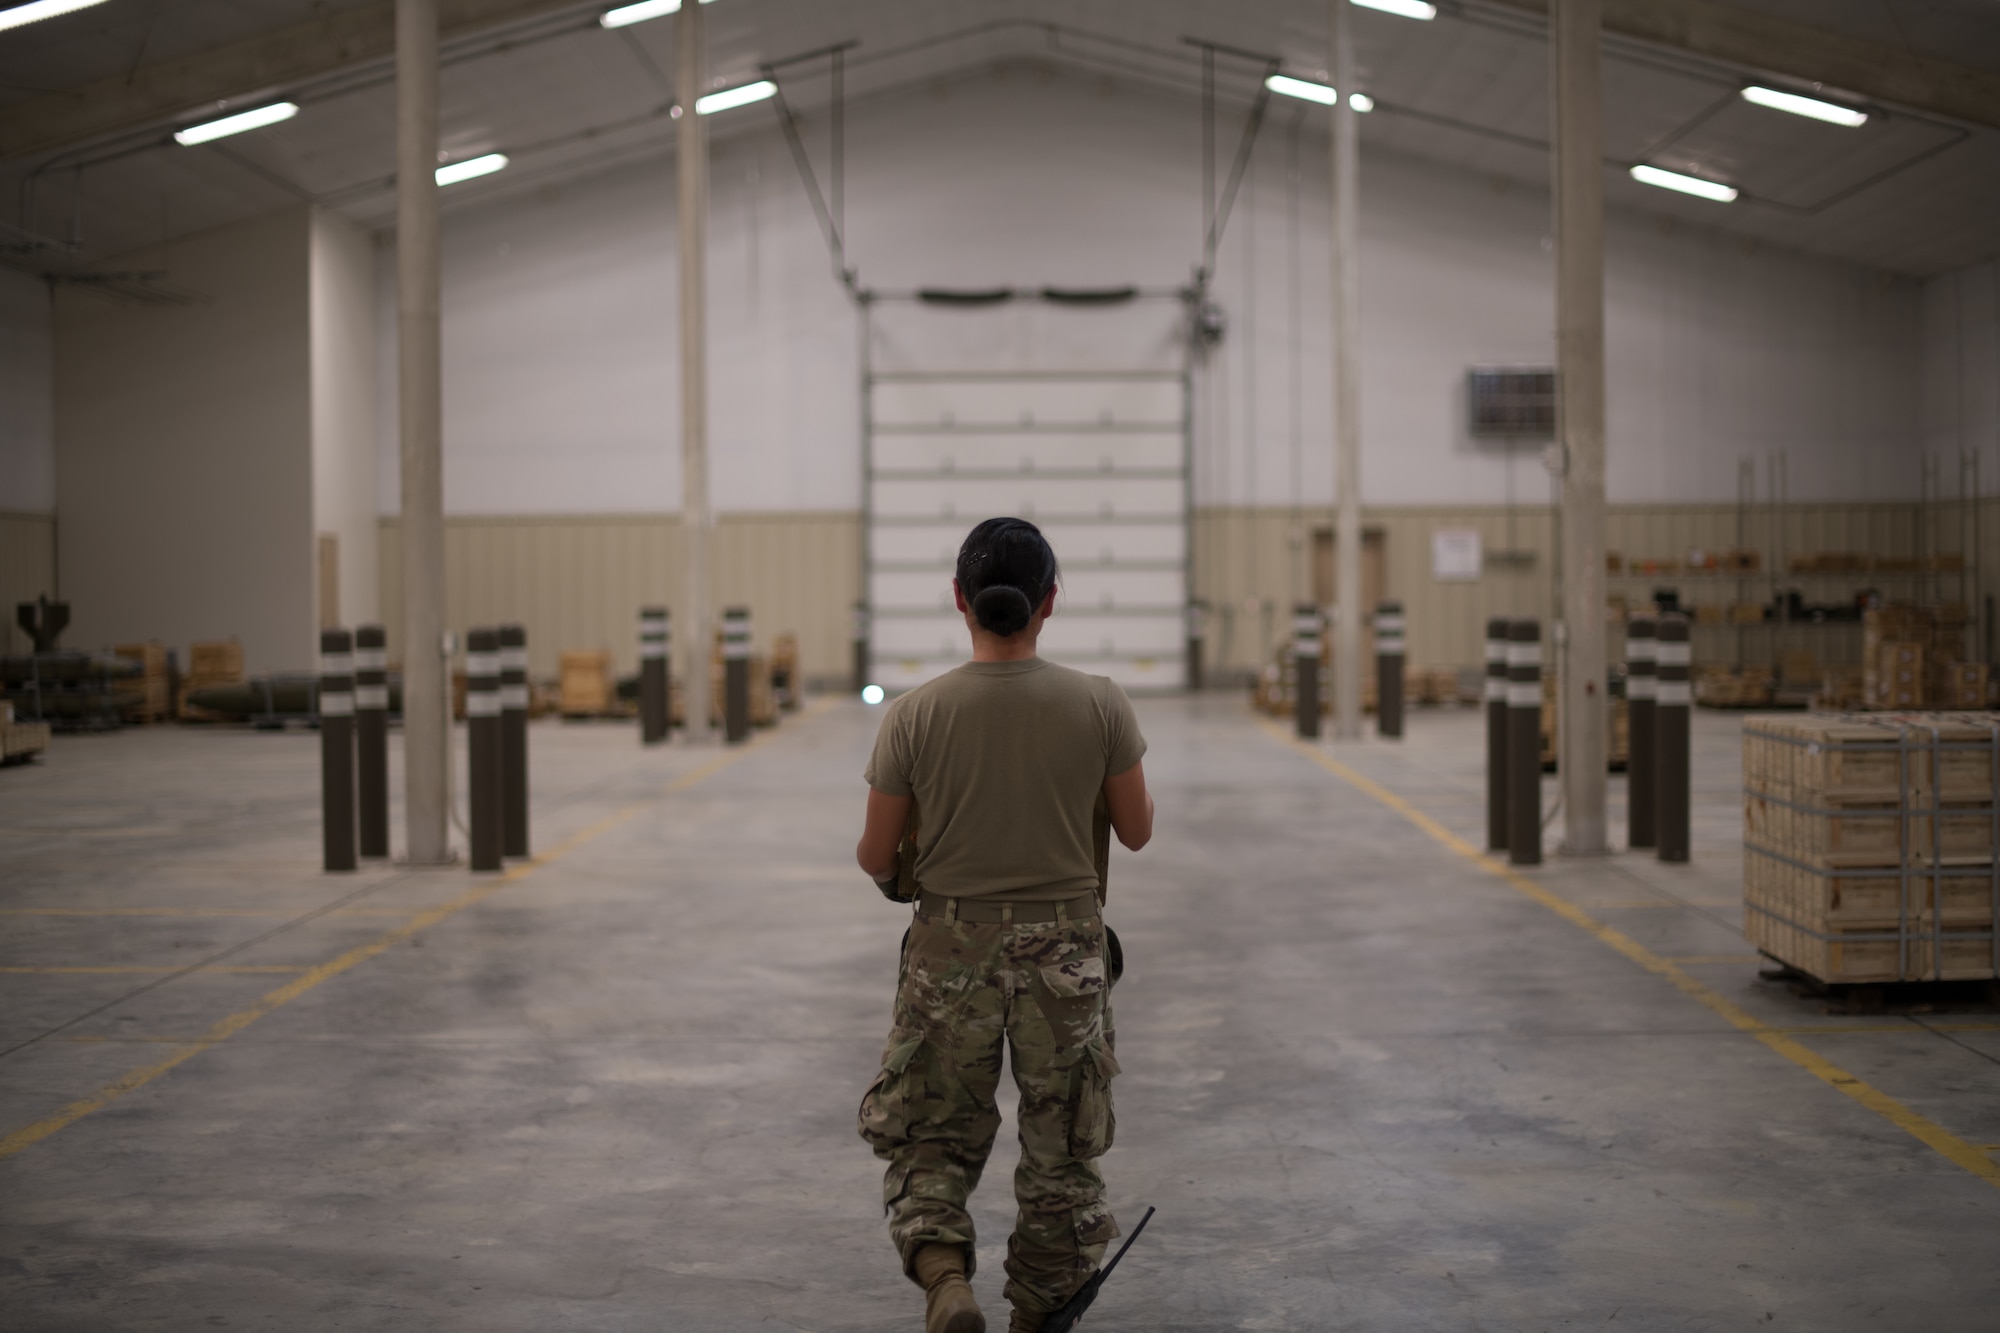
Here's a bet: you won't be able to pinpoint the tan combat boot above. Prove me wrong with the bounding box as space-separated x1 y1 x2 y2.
1006 1309 1046 1333
911 1244 985 1333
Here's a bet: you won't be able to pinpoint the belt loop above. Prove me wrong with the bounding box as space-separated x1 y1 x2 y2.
945 897 959 924
1055 898 1069 924
1000 904 1013 925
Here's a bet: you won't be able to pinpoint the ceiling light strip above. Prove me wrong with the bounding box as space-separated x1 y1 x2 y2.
1353 0 1436 18
600 0 715 29
0 0 110 34
436 153 509 186
1629 164 1737 203
1740 85 1867 127
695 80 776 115
173 103 300 146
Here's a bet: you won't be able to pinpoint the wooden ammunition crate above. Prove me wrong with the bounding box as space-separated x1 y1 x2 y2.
188 639 243 679
0 718 51 764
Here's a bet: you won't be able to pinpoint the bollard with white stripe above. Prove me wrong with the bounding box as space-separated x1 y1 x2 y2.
1654 612 1691 864
499 623 529 858
1375 600 1406 740
1506 618 1543 867
355 624 389 859
465 627 503 872
320 628 357 873
1625 616 1657 851
1293 603 1322 741
1485 616 1509 853
723 606 753 744
852 602 870 696
640 607 670 745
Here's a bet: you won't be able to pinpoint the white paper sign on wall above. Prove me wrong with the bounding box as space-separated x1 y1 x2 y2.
1432 528 1483 582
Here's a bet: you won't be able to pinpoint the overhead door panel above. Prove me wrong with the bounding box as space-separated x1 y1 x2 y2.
866 370 1189 693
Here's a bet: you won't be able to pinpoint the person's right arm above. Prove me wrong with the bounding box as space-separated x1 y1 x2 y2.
1103 759 1153 852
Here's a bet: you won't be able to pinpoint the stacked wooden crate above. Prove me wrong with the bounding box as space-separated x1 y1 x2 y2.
559 650 615 717
1694 665 1775 708
1742 713 1997 983
1537 670 1630 770
0 700 52 765
708 636 777 726
179 640 244 719
1861 604 1976 710
112 641 172 722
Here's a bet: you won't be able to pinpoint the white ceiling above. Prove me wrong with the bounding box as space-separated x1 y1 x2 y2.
3 0 1997 281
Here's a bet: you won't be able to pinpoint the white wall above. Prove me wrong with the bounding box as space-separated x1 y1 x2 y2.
311 207 380 630
0 265 54 513
376 67 1924 519
1921 258 2000 479
55 208 316 671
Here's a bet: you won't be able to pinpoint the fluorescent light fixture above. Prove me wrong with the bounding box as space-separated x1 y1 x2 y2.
600 0 715 29
1740 85 1867 128
1630 163 1738 203
1354 0 1436 18
0 0 110 34
1349 93 1374 113
1266 74 1337 106
695 80 776 114
173 102 300 146
436 153 508 186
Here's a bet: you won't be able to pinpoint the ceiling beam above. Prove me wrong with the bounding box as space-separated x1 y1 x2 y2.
0 0 601 161
1486 0 2000 131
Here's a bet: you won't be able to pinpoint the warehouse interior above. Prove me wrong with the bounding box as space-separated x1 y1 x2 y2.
3 0 1999 1328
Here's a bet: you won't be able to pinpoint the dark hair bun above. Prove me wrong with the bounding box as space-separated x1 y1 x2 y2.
972 584 1034 636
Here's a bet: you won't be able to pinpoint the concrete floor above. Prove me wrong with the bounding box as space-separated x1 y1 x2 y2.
2 697 1997 1331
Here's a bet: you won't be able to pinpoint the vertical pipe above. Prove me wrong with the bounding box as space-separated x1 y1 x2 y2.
640 607 670 744
499 622 528 857
723 605 752 743
1553 0 1608 855
1375 599 1404 740
851 601 869 695
1328 0 1363 741
1655 612 1691 864
1486 616 1509 852
355 623 390 858
1186 600 1208 692
1508 618 1543 867
678 0 714 744
1293 603 1321 741
396 0 448 863
465 627 502 872
320 628 356 873
1625 615 1656 850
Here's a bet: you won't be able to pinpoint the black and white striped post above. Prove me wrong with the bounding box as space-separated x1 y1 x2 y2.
1625 616 1657 851
1507 618 1543 867
355 624 389 859
1186 600 1209 692
1375 599 1405 740
499 623 529 859
465 627 503 872
1654 612 1691 864
639 607 670 745
319 628 356 873
851 602 869 695
723 606 752 743
1293 603 1322 741
1485 616 1509 853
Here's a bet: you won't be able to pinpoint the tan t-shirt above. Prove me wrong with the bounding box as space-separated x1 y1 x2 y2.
864 658 1147 902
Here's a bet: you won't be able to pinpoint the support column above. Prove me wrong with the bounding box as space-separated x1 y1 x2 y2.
1328 0 1363 741
678 0 714 744
397 0 449 864
1553 0 1609 856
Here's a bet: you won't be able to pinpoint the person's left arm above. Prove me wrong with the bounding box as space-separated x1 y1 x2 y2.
856 788 913 882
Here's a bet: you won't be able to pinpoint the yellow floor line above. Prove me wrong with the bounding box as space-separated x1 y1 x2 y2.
0 966 308 976
0 727 782 1162
1255 718 2000 1193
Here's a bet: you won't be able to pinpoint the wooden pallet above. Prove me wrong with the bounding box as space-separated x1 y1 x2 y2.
0 719 51 765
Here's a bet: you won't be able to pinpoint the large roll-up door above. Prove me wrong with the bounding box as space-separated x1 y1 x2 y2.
866 370 1191 692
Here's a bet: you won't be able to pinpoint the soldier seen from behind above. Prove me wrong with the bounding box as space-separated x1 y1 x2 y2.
855 517 1155 1333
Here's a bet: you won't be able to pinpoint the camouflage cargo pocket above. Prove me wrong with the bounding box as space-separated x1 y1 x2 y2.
1037 953 1108 1001
858 1031 925 1147
1067 1038 1120 1159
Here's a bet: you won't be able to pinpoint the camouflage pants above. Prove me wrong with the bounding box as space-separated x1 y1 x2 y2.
858 907 1120 1315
